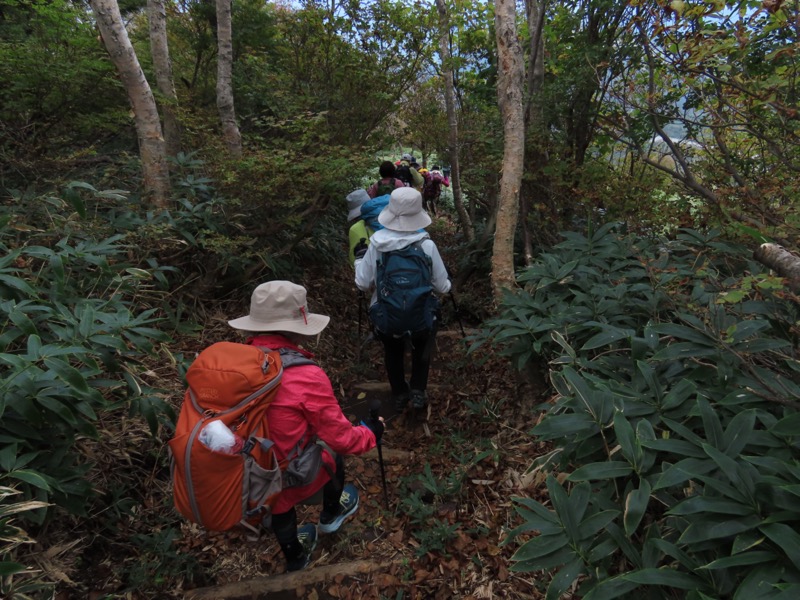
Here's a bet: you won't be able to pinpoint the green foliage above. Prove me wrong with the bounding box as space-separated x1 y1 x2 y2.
0 186 178 522
476 225 800 598
121 528 204 594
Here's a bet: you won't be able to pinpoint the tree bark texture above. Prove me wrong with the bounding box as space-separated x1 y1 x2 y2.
492 0 526 302
753 243 800 291
215 0 242 157
436 0 473 243
91 0 170 208
147 0 181 157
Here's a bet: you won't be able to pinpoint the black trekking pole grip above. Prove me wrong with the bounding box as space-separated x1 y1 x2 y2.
368 397 390 509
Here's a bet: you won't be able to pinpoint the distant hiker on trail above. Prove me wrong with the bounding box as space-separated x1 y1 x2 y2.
395 153 425 191
422 165 450 216
228 281 384 572
353 188 451 413
348 189 394 265
367 161 405 199
346 189 372 266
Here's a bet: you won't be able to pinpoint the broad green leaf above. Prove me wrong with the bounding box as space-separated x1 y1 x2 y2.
547 475 580 543
771 413 800 437
653 458 716 490
652 343 718 361
678 516 760 544
511 534 569 562
668 495 754 517
581 326 634 351
703 443 743 486
43 357 90 394
650 323 716 346
700 550 775 569
568 462 634 481
699 399 724 449
0 274 37 296
760 523 800 570
621 567 706 589
732 531 765 554
545 557 585 600
624 480 651 536
722 409 755 456
583 576 640 600
613 411 638 468
512 496 560 524
579 510 619 539
8 469 51 490
512 546 577 572
0 562 27 576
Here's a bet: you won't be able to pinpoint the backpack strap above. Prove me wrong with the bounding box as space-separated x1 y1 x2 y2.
277 347 316 368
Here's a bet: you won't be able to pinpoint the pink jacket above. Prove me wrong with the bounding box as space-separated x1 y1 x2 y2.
367 177 405 199
247 334 375 513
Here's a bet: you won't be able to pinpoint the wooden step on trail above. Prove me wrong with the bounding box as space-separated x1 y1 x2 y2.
185 559 393 599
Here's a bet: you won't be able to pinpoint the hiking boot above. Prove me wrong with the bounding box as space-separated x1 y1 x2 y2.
318 483 360 534
287 523 318 572
392 392 409 411
411 390 428 410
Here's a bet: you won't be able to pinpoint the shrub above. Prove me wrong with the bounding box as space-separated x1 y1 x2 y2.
0 186 176 521
475 224 800 599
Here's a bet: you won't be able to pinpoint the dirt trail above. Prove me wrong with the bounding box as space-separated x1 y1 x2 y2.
173 214 552 599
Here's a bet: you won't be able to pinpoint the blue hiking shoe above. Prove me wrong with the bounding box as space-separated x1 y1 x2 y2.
287 523 318 572
411 389 428 410
318 484 360 534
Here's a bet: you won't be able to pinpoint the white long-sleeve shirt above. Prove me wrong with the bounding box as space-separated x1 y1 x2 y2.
354 228 452 305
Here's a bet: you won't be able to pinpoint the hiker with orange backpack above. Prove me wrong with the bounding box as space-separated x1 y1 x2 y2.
230 281 384 571
172 281 384 573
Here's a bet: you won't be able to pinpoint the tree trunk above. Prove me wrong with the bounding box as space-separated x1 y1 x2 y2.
491 0 526 302
147 0 181 157
436 0 473 242
753 243 800 292
91 0 170 208
215 0 242 157
520 0 549 263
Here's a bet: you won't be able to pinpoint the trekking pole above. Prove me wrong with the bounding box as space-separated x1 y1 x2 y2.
450 291 466 337
368 397 390 509
357 291 364 336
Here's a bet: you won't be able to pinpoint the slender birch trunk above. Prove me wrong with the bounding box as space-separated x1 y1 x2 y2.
91 0 170 208
520 0 547 264
491 0 526 301
147 0 181 157
215 0 242 157
436 0 473 242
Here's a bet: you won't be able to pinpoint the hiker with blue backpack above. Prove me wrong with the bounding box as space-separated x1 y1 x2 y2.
353 187 452 412
227 281 385 572
346 189 393 266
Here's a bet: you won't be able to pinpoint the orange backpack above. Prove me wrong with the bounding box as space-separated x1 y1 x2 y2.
169 341 312 533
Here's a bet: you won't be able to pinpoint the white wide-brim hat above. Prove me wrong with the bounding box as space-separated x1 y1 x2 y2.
346 189 370 222
228 281 330 335
378 187 431 232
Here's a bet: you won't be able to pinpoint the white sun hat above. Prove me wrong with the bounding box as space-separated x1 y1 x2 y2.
377 187 431 232
228 281 330 335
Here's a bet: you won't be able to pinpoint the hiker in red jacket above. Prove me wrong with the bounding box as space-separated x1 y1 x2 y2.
228 280 384 572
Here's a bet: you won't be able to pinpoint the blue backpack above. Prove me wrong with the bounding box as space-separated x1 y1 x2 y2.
369 241 440 336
